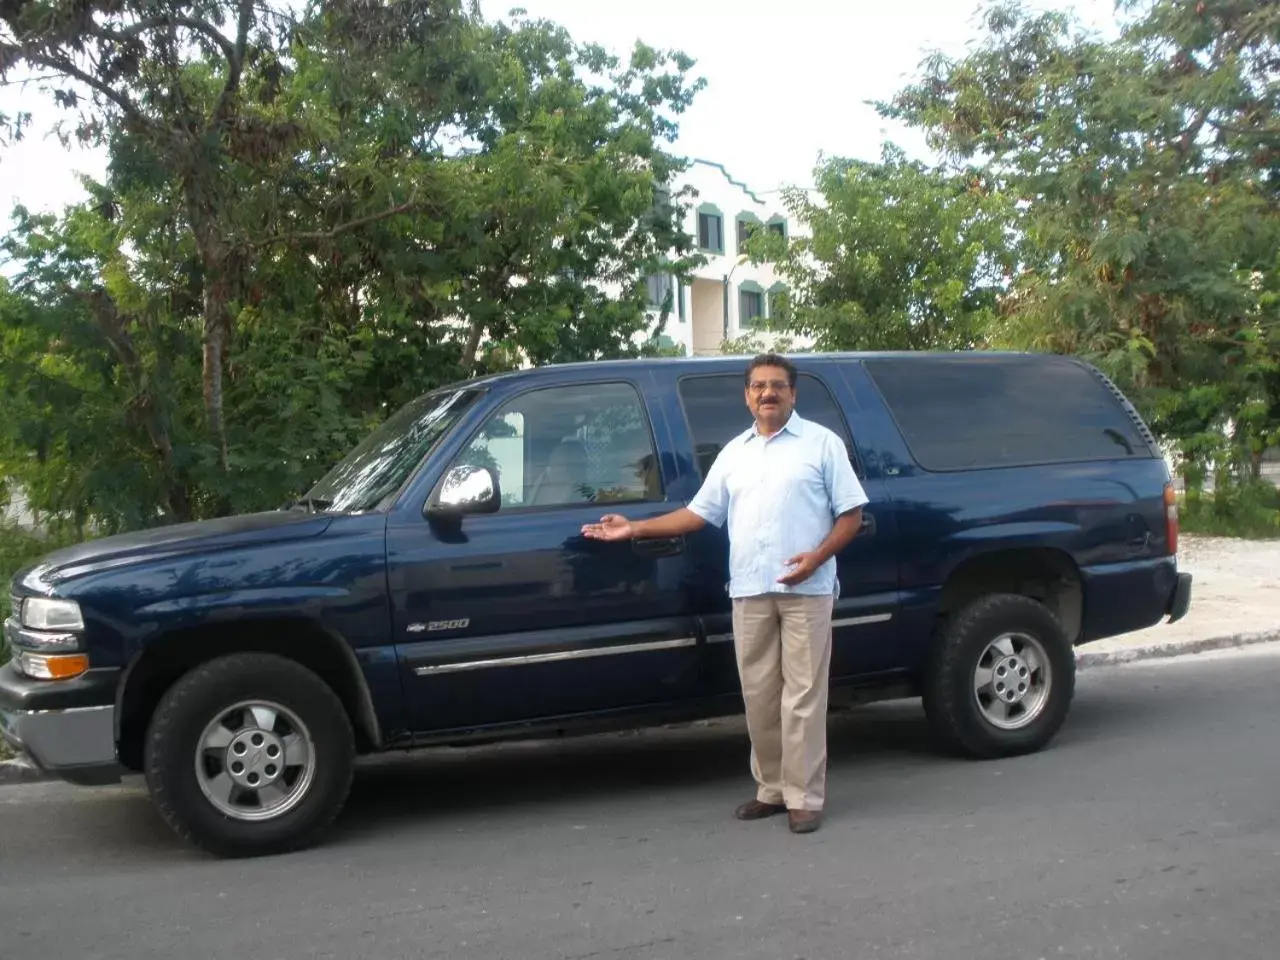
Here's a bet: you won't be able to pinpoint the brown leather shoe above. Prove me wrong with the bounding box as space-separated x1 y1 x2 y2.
734 799 787 821
788 809 823 834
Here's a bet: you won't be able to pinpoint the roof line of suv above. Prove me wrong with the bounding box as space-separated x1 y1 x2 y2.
460 349 1047 389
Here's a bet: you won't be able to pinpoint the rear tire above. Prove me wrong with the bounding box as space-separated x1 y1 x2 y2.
144 652 355 858
922 593 1075 759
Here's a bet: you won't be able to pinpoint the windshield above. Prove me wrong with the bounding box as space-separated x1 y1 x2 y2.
301 388 482 512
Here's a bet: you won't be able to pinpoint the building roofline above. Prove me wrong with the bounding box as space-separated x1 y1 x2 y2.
687 159 764 204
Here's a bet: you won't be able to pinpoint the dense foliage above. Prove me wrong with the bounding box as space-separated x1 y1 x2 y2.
1 0 703 533
750 143 1015 353
758 0 1278 504
892 0 1278 486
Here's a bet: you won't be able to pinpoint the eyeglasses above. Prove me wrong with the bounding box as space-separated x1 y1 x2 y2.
747 380 791 394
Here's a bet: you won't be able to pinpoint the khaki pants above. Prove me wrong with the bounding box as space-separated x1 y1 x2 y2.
731 592 835 811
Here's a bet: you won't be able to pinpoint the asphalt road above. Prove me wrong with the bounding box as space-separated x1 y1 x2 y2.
3 646 1280 960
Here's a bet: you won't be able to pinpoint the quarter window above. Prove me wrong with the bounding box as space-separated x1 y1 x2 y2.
864 356 1148 471
452 382 663 509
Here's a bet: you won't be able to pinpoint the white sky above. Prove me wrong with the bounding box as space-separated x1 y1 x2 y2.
0 0 1118 229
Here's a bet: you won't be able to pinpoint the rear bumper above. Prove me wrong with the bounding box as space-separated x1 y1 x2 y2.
0 663 123 785
1167 571 1193 624
1079 557 1192 643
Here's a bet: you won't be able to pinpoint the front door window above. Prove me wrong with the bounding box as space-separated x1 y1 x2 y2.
452 381 664 510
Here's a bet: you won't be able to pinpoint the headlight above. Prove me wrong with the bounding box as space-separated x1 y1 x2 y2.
21 597 85 632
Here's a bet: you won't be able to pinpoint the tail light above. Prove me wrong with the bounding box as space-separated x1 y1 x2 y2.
1163 482 1179 555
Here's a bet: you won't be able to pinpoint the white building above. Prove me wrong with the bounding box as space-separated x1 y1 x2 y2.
641 159 810 357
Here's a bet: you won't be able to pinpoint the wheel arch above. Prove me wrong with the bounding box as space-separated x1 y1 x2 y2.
115 617 382 772
937 546 1084 644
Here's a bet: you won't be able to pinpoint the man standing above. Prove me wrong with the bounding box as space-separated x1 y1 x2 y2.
581 354 868 834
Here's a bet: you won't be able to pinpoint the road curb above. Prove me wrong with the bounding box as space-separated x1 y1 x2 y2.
0 757 48 786
1076 629 1280 670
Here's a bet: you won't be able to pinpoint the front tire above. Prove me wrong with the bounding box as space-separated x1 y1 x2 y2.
922 593 1075 759
144 653 355 858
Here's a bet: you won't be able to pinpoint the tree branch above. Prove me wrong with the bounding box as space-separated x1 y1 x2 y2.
212 0 255 128
89 16 237 65
0 72 72 87
1177 104 1214 156
20 50 150 132
1208 118 1280 140
254 191 425 247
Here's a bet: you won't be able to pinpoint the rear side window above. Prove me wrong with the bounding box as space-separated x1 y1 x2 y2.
863 356 1149 472
677 373 860 477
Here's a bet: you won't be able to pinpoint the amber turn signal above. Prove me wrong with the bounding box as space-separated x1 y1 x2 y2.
18 651 90 681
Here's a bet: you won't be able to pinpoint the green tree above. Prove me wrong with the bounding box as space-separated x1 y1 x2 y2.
751 143 1015 351
2 0 704 477
878 0 1280 484
0 1 706 533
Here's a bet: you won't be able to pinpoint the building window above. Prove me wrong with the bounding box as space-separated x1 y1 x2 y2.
739 286 765 327
767 282 788 318
736 212 762 254
697 205 724 254
645 273 674 311
766 215 787 241
648 183 673 228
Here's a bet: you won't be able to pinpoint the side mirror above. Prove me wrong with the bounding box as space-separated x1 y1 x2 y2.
427 464 501 520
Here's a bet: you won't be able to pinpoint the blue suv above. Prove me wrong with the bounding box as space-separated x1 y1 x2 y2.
2 351 1191 856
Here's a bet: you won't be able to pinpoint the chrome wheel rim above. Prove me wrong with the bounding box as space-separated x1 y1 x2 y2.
972 632 1052 731
195 700 316 822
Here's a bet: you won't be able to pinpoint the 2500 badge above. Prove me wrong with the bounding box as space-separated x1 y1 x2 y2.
406 618 471 634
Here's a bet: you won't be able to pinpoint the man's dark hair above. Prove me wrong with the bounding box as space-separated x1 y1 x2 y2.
744 353 798 388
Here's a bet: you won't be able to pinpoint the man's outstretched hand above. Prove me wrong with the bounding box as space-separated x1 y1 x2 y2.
581 514 635 541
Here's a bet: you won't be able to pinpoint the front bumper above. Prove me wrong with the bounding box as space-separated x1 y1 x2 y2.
0 663 123 785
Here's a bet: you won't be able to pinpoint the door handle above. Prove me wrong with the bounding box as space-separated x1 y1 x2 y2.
859 512 876 537
632 537 684 558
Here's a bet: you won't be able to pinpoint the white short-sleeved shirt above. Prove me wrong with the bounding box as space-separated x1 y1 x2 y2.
686 411 869 599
